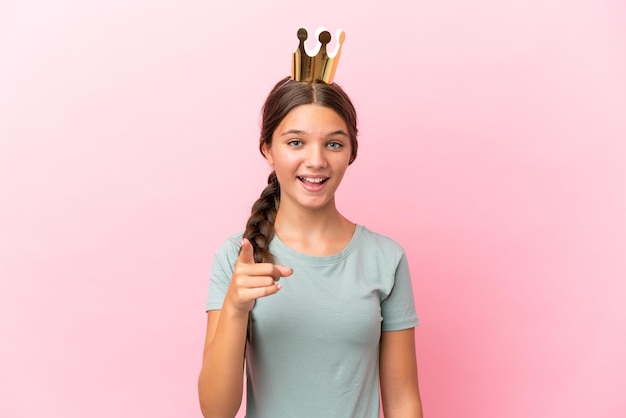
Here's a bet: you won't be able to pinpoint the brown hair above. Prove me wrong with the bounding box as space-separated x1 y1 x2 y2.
243 77 359 263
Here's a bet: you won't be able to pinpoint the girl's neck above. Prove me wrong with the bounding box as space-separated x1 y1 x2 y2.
273 202 355 256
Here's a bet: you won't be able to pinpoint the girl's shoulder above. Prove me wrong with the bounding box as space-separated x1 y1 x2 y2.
356 225 406 259
213 231 244 265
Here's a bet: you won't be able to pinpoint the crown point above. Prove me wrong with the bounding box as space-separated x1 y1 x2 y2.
318 30 331 45
297 28 308 41
337 30 346 44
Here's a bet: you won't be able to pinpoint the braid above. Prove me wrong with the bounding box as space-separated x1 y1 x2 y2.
243 171 281 263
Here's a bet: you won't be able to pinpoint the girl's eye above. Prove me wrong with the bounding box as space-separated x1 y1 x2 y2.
327 141 343 149
288 140 303 147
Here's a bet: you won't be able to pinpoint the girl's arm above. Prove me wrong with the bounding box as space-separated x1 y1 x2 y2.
197 239 292 418
198 308 248 418
379 327 423 418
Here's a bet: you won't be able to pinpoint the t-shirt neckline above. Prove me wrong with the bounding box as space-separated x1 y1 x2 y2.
271 224 363 265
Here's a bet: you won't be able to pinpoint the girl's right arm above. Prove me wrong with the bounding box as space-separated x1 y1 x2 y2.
198 239 292 418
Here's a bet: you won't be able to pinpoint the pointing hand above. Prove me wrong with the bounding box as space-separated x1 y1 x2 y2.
225 238 293 314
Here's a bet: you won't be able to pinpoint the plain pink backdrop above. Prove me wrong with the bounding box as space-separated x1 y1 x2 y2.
1 1 625 417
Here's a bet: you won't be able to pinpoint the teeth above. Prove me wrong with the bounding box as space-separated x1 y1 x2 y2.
301 177 326 184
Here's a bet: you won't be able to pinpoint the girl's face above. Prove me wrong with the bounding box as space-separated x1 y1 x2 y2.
262 104 352 213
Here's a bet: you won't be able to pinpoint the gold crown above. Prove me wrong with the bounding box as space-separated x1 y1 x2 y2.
291 27 346 84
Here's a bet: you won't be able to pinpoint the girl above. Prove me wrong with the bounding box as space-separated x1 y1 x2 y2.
198 76 423 417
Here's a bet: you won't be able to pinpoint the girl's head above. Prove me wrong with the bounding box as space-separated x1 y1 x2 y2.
244 78 359 263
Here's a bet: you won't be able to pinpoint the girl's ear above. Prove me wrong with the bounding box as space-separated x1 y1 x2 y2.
261 142 274 167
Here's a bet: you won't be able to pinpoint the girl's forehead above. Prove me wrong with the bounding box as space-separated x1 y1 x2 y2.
276 104 347 135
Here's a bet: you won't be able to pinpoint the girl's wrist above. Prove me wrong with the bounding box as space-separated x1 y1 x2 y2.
221 300 252 322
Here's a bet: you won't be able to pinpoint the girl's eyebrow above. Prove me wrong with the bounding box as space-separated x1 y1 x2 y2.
280 129 348 137
327 130 349 137
280 129 306 136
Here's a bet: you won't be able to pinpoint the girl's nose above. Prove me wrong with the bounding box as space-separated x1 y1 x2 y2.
305 145 328 168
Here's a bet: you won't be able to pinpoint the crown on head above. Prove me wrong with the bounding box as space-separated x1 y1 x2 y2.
291 27 346 84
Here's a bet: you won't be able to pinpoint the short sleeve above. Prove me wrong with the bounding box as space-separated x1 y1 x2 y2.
205 233 242 311
380 251 419 331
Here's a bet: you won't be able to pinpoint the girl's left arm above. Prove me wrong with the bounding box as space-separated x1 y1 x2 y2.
379 327 423 418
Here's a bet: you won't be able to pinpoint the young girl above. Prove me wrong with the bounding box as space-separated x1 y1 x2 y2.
198 32 423 418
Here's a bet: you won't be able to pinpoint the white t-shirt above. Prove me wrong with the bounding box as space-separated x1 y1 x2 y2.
206 225 419 418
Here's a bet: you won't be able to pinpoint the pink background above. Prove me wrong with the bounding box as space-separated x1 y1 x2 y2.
1 1 625 417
